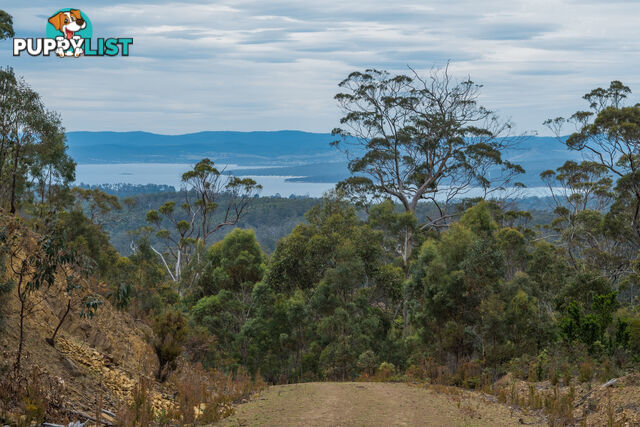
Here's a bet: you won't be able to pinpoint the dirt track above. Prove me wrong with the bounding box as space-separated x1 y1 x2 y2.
218 382 543 426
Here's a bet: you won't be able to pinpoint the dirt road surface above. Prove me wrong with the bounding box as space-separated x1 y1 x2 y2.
218 382 543 426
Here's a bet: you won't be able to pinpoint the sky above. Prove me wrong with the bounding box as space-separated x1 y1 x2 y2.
0 0 639 135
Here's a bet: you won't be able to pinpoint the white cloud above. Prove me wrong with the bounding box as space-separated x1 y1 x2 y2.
1 0 639 134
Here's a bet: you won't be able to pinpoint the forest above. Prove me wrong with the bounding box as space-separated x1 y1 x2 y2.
1 17 640 424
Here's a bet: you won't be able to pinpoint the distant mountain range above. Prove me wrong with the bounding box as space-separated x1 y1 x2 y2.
66 130 582 186
66 130 345 164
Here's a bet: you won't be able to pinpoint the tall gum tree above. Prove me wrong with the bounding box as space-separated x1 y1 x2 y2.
332 66 524 332
0 10 14 40
0 67 74 217
545 81 640 243
332 65 524 265
145 158 262 287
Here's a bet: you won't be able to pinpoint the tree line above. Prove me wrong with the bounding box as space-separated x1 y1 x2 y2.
1 12 639 398
111 71 640 385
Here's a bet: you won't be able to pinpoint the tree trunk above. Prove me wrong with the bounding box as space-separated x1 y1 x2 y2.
15 280 25 373
201 193 207 242
0 133 6 199
47 299 71 347
9 142 20 214
402 226 413 336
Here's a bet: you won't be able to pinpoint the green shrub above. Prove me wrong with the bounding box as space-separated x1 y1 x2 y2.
376 362 396 380
153 310 188 382
578 360 594 383
356 350 378 376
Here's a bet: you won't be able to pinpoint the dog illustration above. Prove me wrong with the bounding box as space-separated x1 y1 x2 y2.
48 9 86 57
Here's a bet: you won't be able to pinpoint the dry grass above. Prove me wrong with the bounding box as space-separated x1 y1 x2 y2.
115 363 266 426
0 364 67 425
220 382 544 426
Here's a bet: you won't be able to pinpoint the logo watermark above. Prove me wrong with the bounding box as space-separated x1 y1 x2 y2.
13 9 133 57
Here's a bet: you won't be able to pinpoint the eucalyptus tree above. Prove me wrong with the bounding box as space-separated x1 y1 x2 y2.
71 187 122 226
539 160 633 280
541 160 613 221
332 66 524 265
145 158 262 284
0 10 13 40
0 68 74 215
544 81 640 301
30 119 76 217
545 81 640 241
181 158 262 242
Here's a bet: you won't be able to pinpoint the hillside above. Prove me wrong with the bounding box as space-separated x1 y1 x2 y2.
0 269 166 421
0 214 264 425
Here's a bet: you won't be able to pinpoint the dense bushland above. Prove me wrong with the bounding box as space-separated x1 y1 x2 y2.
179 196 640 386
1 39 640 424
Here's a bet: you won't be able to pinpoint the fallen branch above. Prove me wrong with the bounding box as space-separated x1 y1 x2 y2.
43 421 88 427
69 410 114 426
574 378 618 408
102 408 117 418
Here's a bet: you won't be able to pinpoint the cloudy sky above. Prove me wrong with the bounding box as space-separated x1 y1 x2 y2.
0 0 638 135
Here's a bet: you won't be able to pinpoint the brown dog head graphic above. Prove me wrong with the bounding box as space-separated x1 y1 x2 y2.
48 9 86 39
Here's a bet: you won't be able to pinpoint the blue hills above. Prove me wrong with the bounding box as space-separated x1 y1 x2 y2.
66 130 345 163
66 130 582 187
